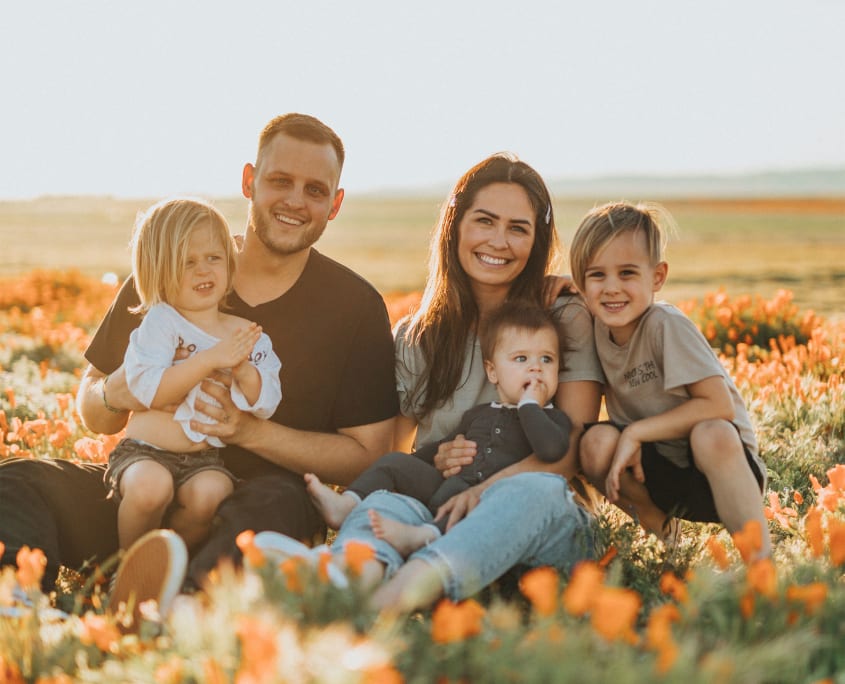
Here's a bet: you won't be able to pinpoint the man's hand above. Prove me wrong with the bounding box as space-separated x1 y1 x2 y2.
433 434 477 478
605 428 645 502
434 484 484 531
190 370 255 444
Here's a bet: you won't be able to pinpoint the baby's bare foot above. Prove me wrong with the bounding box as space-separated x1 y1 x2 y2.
304 473 357 529
368 509 439 559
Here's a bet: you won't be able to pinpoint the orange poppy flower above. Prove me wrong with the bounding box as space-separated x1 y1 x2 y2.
362 664 405 684
280 557 305 593
154 657 186 684
646 603 681 673
343 541 376 576
597 545 618 568
659 572 688 604
562 561 605 616
317 551 332 584
732 520 762 564
236 615 278 680
15 545 46 589
590 587 641 644
827 464 845 491
706 536 731 570
739 591 755 619
828 517 845 567
804 507 824 558
519 566 559 616
746 559 777 599
0 656 24 684
431 598 486 644
79 613 121 653
35 674 75 684
203 658 228 684
235 530 265 568
786 582 828 615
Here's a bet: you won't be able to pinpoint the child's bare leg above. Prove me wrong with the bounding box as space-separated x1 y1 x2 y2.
691 420 772 559
117 460 174 549
170 471 233 550
580 425 668 534
368 509 440 559
304 473 358 529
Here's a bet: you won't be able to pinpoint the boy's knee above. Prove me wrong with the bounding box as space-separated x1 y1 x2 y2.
690 419 743 469
579 425 619 481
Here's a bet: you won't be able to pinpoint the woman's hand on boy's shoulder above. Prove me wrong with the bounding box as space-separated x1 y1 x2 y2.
543 274 577 307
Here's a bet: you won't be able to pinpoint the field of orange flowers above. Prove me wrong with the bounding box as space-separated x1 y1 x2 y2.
1 270 844 683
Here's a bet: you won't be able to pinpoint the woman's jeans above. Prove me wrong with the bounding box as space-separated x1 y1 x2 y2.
333 472 597 600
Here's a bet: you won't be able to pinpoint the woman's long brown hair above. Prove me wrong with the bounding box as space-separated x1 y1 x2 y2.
399 153 559 417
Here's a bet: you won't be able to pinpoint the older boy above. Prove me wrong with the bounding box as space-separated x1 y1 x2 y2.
570 201 770 558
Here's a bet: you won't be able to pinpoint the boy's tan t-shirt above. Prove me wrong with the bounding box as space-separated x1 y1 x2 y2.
595 302 765 486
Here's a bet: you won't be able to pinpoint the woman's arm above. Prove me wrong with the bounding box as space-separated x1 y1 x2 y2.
393 414 418 453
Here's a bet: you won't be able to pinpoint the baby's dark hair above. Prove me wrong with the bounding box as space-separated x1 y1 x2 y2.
480 300 561 362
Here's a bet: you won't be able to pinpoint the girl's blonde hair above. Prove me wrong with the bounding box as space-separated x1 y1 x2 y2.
569 201 675 292
130 197 235 312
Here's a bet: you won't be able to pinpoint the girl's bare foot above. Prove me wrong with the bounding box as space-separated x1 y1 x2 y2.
304 473 357 529
368 509 439 559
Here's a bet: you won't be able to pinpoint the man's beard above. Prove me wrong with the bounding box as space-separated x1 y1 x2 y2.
248 204 327 256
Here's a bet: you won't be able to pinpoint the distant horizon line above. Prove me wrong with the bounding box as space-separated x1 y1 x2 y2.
2 164 843 202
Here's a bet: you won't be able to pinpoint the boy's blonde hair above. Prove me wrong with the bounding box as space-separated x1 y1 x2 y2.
130 197 235 312
569 201 674 292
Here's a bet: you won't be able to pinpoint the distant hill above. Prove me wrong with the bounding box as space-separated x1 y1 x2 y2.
546 167 845 199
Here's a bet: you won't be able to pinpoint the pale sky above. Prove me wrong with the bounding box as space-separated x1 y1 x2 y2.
2 0 843 199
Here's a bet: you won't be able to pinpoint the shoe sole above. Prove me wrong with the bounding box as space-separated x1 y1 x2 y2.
110 529 187 631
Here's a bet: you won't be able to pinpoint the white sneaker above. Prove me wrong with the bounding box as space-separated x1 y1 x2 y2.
109 529 188 632
252 532 348 588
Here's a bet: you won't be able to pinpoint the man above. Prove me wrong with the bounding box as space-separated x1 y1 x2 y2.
0 114 398 600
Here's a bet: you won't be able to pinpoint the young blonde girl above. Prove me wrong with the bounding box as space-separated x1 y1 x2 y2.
104 198 282 550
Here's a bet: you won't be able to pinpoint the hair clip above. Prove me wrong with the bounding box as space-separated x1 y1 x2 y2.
545 204 551 224
448 195 457 208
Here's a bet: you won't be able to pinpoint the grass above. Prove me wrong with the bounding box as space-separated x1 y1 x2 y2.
0 227 843 680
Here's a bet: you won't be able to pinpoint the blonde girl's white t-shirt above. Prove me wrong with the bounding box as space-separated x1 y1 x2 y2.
124 303 282 448
396 296 603 447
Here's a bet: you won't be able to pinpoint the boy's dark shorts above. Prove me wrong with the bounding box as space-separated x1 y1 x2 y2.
104 438 236 504
584 422 765 523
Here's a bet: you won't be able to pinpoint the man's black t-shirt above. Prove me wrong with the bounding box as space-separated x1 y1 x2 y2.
85 249 399 480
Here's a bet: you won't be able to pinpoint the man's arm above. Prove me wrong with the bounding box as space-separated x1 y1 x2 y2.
191 375 394 485
77 364 144 435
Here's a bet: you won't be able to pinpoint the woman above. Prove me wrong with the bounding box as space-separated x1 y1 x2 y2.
327 152 604 612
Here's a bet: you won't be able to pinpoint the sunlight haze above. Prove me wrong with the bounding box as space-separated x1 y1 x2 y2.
2 0 843 199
